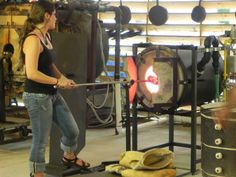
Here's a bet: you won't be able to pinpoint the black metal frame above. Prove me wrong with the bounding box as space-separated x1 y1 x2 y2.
87 11 98 87
126 43 201 175
0 57 6 123
0 55 31 144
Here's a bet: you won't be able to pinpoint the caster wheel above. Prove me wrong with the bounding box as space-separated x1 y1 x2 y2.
19 126 29 137
0 130 4 143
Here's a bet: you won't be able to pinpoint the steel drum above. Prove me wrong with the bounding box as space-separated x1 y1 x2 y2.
201 102 236 177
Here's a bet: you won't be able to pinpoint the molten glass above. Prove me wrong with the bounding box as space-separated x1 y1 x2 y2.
145 66 159 93
147 75 159 85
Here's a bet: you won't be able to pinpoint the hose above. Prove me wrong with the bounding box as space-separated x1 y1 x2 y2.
86 21 115 127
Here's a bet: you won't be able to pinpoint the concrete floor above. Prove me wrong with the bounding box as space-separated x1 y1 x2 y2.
0 119 202 177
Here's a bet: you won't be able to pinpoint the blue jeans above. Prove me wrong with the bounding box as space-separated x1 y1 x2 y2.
23 92 79 174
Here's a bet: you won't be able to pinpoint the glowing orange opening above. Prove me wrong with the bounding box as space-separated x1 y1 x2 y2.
145 66 159 93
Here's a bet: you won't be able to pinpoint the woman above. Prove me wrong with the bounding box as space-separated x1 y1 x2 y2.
20 1 90 177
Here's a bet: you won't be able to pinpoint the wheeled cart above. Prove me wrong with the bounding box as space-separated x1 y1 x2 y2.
0 116 30 144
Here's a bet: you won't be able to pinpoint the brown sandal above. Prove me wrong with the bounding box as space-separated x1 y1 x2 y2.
62 156 90 168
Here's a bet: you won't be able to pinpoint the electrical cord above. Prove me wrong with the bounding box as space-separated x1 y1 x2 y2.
86 21 116 127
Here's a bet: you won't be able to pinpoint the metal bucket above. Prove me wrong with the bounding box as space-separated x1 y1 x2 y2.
201 102 236 177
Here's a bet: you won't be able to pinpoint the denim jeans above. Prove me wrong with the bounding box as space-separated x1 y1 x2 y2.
23 92 79 174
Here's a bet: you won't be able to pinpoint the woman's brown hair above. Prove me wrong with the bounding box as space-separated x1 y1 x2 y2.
19 0 55 62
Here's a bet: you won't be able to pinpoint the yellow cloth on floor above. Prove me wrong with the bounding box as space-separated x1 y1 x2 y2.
105 164 127 174
105 164 176 177
119 148 173 170
121 168 176 177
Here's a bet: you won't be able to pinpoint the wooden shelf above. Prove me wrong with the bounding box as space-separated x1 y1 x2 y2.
99 0 236 49
100 12 235 24
103 0 235 2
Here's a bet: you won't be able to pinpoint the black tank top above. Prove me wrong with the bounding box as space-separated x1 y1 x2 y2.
24 34 57 95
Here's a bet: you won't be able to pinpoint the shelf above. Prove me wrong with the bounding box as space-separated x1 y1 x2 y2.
101 0 236 2
101 11 236 15
104 23 234 28
100 12 235 24
0 15 26 26
111 35 230 45
99 0 236 47
101 1 236 11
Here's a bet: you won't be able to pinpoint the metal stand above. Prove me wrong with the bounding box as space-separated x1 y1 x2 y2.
0 56 30 144
128 44 201 175
0 58 6 123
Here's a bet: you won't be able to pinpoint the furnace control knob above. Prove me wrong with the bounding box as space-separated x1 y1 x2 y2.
215 167 223 174
215 138 223 145
214 124 222 131
215 152 223 159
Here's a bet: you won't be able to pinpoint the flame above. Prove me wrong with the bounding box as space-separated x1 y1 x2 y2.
145 66 159 93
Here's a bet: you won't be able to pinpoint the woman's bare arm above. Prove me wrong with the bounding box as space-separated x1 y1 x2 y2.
23 35 57 85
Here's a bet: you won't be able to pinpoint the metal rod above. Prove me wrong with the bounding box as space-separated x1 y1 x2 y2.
169 113 174 151
114 7 122 134
132 95 138 151
191 46 198 175
55 79 158 88
114 8 121 81
125 84 131 151
87 11 98 89
55 80 130 88
0 58 6 123
132 46 138 151
76 80 129 87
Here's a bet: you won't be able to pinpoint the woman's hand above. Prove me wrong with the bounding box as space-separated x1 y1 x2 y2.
57 75 76 89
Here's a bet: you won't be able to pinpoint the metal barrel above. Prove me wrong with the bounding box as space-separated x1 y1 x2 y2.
201 102 236 177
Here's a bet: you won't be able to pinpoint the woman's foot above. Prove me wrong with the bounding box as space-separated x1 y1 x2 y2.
63 152 90 168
